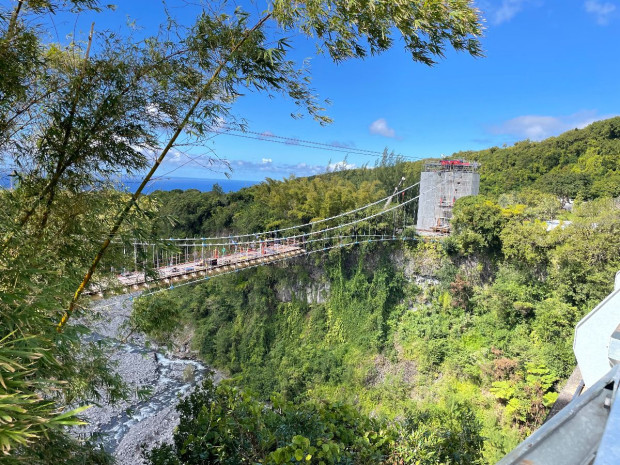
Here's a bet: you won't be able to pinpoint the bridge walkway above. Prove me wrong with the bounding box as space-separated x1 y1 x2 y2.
103 243 304 292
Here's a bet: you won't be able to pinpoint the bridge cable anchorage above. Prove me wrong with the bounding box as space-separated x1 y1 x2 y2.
107 178 448 296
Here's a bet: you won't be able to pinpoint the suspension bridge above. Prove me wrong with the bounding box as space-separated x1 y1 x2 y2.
97 177 439 296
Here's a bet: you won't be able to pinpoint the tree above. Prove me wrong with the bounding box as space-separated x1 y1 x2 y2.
500 219 549 273
530 298 578 378
451 196 506 255
145 375 484 465
0 0 484 458
548 198 620 308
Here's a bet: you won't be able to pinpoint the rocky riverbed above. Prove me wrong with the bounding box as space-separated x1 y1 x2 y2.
75 292 224 464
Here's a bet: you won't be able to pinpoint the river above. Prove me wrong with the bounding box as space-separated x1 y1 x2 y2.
75 292 224 464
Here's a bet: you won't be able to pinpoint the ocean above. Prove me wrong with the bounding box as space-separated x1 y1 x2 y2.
0 175 258 193
121 177 257 193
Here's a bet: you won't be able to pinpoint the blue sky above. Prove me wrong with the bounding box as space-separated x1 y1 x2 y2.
38 0 620 181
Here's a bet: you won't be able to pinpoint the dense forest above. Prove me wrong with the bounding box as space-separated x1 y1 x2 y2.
133 119 620 463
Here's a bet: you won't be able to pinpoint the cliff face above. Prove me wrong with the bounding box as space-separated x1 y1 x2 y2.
275 269 331 304
273 244 448 306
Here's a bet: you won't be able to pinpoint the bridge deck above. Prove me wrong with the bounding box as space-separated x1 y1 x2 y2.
113 243 304 290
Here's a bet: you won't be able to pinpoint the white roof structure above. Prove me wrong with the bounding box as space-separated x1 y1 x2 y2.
574 271 620 387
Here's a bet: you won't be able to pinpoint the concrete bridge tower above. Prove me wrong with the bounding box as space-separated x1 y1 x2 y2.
416 160 480 234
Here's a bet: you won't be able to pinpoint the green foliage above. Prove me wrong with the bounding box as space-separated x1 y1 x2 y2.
548 198 620 308
455 117 620 199
389 403 484 465
451 196 506 255
500 220 549 271
0 187 152 459
130 293 183 344
473 265 543 326
272 0 483 64
490 364 556 427
452 194 620 322
530 298 578 377
135 247 406 403
2 430 112 465
489 381 515 402
145 374 483 465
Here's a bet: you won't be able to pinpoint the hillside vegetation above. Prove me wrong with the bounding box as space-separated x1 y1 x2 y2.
457 116 620 199
134 119 620 464
150 154 422 239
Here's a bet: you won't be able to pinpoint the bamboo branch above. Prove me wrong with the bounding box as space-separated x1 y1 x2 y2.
37 186 55 232
57 13 272 331
4 0 24 44
0 22 95 252
0 41 192 253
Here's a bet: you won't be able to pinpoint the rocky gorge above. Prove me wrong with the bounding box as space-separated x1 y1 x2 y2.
75 293 224 464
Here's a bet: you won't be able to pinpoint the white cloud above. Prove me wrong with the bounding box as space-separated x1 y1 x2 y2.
207 117 227 133
146 103 160 117
585 0 616 24
247 159 356 176
478 0 531 25
493 115 564 140
327 161 357 172
369 118 396 138
490 110 618 140
494 0 527 24
261 158 272 164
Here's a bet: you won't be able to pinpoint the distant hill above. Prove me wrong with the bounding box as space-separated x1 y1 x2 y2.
451 117 620 199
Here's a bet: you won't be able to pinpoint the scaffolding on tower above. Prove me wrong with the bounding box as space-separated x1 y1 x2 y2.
415 159 480 235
